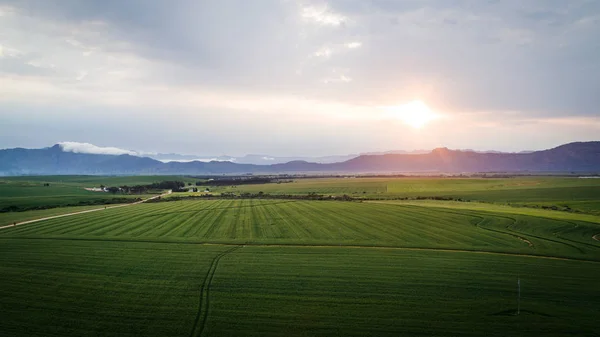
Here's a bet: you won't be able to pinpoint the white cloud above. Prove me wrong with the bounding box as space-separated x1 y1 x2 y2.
0 5 15 17
313 47 332 57
530 116 600 128
0 45 22 58
301 5 346 26
322 75 352 84
76 71 88 81
1 0 599 156
58 141 137 155
158 158 236 163
26 59 56 69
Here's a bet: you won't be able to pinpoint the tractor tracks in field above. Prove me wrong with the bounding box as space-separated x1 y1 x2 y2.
474 215 534 248
476 213 586 254
2 236 599 263
553 220 600 249
401 205 536 249
393 204 593 253
189 245 242 337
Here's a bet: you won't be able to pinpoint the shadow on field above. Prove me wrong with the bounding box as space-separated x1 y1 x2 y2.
490 309 553 317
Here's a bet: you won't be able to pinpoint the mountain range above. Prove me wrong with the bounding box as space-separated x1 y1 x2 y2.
148 149 529 165
0 142 599 176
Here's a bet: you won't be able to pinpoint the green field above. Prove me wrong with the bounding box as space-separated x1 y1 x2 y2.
213 177 600 214
1 177 600 336
2 175 198 186
0 205 116 226
0 175 196 211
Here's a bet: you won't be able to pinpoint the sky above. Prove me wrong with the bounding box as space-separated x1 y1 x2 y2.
1 0 599 157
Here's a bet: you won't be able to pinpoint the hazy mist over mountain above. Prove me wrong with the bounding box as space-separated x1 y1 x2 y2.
1 142 599 176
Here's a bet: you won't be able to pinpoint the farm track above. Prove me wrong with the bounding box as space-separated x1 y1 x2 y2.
399 205 535 248
369 200 600 246
490 214 588 254
396 204 594 254
553 220 600 248
0 190 173 230
189 246 241 337
1 236 597 264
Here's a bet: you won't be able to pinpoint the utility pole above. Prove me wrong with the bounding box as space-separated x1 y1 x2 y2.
517 277 521 316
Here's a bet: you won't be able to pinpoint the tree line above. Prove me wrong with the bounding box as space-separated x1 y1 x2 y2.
105 181 187 194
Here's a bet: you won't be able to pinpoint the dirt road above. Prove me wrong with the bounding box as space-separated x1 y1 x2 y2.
0 190 172 230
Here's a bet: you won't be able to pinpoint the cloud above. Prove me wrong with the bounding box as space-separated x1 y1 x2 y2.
157 158 234 163
322 75 352 84
0 0 599 156
58 141 137 156
301 5 346 26
313 47 333 58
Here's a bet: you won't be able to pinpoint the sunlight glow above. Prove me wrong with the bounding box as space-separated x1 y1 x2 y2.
388 100 437 128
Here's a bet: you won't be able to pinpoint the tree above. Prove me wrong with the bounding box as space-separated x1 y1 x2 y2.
107 187 120 194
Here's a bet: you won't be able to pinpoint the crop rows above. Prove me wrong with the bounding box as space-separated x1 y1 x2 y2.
1 197 600 337
1 199 598 260
1 240 599 337
0 239 229 337
208 246 600 337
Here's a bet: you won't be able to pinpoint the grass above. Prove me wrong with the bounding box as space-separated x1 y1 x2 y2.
0 239 598 337
0 239 228 337
0 180 147 211
0 205 120 226
2 175 199 186
1 176 600 336
212 176 600 213
209 246 600 337
0 175 198 211
369 200 600 225
1 199 598 260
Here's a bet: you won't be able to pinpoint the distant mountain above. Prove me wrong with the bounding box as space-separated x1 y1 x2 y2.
148 153 236 163
136 148 531 165
148 152 357 165
326 142 600 173
359 150 430 155
233 154 358 165
1 142 599 176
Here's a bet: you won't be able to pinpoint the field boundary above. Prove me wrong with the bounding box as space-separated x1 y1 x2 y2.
189 246 241 337
1 237 597 263
0 190 172 230
374 201 600 250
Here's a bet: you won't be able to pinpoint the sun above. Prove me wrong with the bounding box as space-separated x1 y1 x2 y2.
388 100 437 128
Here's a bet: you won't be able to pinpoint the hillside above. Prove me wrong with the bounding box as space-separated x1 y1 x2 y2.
0 142 599 175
